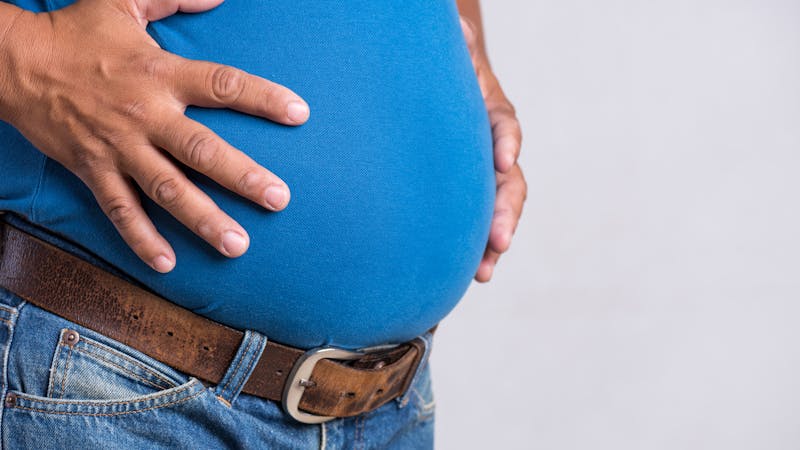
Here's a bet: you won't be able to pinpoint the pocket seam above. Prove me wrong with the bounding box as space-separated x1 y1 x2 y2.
78 339 177 389
73 345 174 391
0 304 18 315
7 378 206 416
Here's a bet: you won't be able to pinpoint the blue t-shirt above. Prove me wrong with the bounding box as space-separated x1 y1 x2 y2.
0 0 494 349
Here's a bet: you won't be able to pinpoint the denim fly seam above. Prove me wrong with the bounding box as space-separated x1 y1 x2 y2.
213 330 267 407
396 330 434 409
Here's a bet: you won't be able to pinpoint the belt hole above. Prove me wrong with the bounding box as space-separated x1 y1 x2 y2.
203 345 210 351
275 369 283 376
344 392 356 399
167 331 174 337
132 314 139 320
376 388 384 395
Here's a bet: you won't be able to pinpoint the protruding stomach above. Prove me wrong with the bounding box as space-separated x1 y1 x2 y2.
35 0 495 349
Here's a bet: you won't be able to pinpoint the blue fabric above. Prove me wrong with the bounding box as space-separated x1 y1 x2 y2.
0 286 436 448
0 0 494 349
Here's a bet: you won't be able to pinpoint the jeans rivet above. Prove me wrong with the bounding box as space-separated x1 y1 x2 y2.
63 330 79 346
5 392 16 407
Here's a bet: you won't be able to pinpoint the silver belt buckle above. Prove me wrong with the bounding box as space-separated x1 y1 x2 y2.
282 346 365 424
281 342 406 424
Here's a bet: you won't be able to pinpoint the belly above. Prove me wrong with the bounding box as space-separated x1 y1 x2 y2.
35 0 495 349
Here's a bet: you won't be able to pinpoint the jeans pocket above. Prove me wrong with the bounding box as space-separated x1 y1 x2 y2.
4 309 207 417
45 328 186 401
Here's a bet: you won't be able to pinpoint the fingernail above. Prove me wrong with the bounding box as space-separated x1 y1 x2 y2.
152 255 175 273
264 185 289 210
287 101 309 123
222 231 248 256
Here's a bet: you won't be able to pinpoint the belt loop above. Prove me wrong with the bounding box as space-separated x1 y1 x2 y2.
214 330 268 407
396 329 434 408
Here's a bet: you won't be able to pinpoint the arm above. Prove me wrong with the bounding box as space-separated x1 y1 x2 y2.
0 3 25 110
0 0 309 273
456 0 527 282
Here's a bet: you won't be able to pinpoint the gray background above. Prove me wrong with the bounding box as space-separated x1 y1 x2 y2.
432 0 800 449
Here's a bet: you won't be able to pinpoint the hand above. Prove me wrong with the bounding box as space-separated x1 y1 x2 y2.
460 16 528 283
0 0 310 273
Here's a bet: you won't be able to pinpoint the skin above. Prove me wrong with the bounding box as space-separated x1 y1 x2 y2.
457 0 528 282
0 0 526 282
0 0 306 273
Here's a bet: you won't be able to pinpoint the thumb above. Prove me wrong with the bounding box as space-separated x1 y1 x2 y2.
128 0 225 24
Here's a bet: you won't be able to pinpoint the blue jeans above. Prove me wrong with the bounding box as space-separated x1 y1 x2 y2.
0 287 435 449
0 217 435 449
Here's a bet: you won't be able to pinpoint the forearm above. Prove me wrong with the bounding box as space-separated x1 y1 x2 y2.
0 3 23 45
456 0 487 56
0 2 27 122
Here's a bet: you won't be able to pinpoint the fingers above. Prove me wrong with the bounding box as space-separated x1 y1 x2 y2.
488 103 522 173
475 164 527 282
87 169 177 273
459 16 479 56
170 58 310 125
119 143 252 259
150 113 290 211
132 0 226 22
490 164 527 252
475 248 501 283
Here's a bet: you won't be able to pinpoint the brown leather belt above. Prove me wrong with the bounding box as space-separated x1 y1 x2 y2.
0 218 431 423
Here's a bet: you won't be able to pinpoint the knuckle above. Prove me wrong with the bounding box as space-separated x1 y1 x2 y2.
150 173 184 207
519 170 529 201
193 215 217 241
505 99 518 116
234 169 263 195
259 83 279 112
185 132 222 172
71 147 109 180
210 65 246 102
136 53 170 80
120 99 151 123
104 198 139 229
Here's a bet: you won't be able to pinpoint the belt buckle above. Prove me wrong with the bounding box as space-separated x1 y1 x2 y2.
282 346 366 424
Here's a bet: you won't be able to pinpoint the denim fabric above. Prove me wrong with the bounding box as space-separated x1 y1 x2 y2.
0 286 435 449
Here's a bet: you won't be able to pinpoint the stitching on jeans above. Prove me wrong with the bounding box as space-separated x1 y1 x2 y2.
80 339 175 387
8 386 205 416
215 395 232 408
360 414 368 450
0 305 18 315
9 380 199 406
0 317 13 327
353 415 360 449
81 339 175 385
59 344 74 399
73 347 174 391
47 344 64 398
411 387 435 411
230 334 262 399
354 414 365 450
320 422 327 450
219 333 254 397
